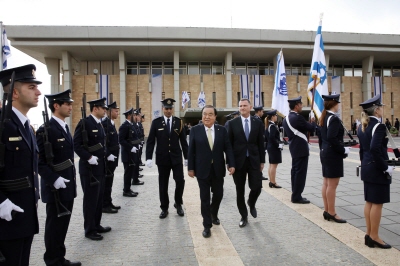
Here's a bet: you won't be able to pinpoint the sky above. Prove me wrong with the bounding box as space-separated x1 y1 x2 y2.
1 0 400 125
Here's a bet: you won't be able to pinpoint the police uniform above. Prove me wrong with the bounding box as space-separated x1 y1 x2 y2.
137 108 145 166
36 90 81 266
73 98 109 240
265 110 282 164
282 96 316 203
357 95 391 204
0 65 40 266
131 109 145 184
119 108 141 197
319 95 347 178
146 98 188 218
253 106 264 120
224 111 239 133
101 102 121 213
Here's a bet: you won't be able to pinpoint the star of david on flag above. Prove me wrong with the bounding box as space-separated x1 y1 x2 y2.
2 29 12 69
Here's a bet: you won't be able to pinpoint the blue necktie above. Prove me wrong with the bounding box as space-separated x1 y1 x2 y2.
24 121 32 146
245 119 249 156
167 118 171 135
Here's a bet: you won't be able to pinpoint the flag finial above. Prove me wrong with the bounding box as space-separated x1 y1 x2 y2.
319 13 324 21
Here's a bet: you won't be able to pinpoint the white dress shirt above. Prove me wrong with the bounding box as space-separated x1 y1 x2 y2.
204 124 215 142
240 115 251 133
52 115 68 133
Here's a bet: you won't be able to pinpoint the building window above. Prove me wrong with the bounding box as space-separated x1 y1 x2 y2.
151 62 162 75
234 62 246 75
139 62 150 75
188 62 199 75
373 69 382 76
302 64 311 76
247 63 258 75
354 65 362 77
164 62 173 75
259 63 269 75
334 65 344 76
285 64 291 76
179 62 187 75
344 65 352 76
127 62 138 75
392 67 400 77
291 64 301 76
200 62 211 75
212 62 224 75
383 68 391 77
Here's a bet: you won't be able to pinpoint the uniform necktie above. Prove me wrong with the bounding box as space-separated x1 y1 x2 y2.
167 118 171 134
207 128 213 150
245 119 249 156
24 120 32 145
65 124 70 134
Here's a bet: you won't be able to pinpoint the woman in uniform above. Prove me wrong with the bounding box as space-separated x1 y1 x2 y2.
357 95 393 249
265 110 282 188
319 94 349 223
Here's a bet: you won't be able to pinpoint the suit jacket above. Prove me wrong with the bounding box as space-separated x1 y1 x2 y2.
146 116 188 166
357 117 390 185
37 118 77 203
102 117 120 167
118 120 140 163
138 122 145 138
282 111 316 158
0 111 39 240
228 116 265 170
188 124 235 179
266 121 280 149
319 113 346 160
73 115 106 177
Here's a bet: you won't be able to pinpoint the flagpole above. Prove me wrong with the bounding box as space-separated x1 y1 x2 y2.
0 21 3 96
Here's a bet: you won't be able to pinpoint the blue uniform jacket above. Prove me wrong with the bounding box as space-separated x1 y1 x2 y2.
118 120 140 163
319 113 347 159
102 117 120 167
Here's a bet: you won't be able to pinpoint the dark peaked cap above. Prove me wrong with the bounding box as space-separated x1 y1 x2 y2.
123 108 133 116
287 96 302 104
265 109 277 116
322 94 340 103
45 89 73 103
87 97 108 109
161 98 176 108
359 95 384 109
107 101 119 109
0 64 42 87
253 106 264 111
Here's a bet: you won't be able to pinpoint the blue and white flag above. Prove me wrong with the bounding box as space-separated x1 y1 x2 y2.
373 76 382 97
240 75 249 100
151 74 162 119
182 91 190 109
253 75 262 107
2 29 12 69
307 19 329 119
99 74 109 104
197 91 206 108
271 51 289 117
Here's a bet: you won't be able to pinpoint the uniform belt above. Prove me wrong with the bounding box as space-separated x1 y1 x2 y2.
53 159 74 172
130 139 142 145
86 143 103 152
108 145 120 152
0 177 31 192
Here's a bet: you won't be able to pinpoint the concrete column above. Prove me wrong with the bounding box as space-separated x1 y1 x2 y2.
62 51 72 92
45 58 60 94
225 52 232 108
362 56 374 101
173 51 180 117
325 54 330 72
119 51 126 125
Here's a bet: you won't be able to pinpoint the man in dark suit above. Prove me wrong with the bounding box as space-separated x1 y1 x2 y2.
0 65 41 266
37 90 81 266
101 101 121 214
73 97 111 241
133 109 144 178
146 98 188 219
253 106 268 181
282 96 316 204
188 105 235 238
228 99 265 228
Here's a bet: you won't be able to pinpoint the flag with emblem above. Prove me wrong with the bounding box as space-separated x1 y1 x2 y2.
99 75 109 103
253 75 262 107
272 50 289 117
2 28 12 69
307 16 329 119
182 91 190 109
240 75 249 100
197 91 206 108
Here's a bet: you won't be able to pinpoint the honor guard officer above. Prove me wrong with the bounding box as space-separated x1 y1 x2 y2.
254 106 268 181
73 97 111 241
0 64 41 266
119 108 141 198
36 90 81 266
265 109 283 189
101 101 121 214
136 108 145 167
131 109 145 184
146 98 188 219
282 96 316 204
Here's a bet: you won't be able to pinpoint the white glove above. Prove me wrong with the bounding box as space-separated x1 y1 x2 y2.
184 159 188 167
146 159 153 168
278 143 284 149
138 145 142 149
107 154 117 161
309 111 315 119
385 166 395 176
344 147 351 154
53 177 70 189
88 156 99 165
131 147 138 153
0 199 24 221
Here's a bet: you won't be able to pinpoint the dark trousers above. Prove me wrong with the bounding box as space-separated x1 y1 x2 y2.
157 162 185 211
0 235 34 266
103 163 117 207
43 200 74 266
197 166 224 228
291 156 309 202
233 157 262 218
80 174 105 235
139 146 143 164
123 162 134 192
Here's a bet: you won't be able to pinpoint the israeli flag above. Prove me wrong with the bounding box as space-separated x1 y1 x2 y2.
253 75 262 107
2 29 12 69
271 51 289 117
99 75 109 103
240 75 249 99
197 91 206 108
307 19 329 119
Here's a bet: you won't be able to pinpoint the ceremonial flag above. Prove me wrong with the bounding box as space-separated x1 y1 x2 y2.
182 91 190 109
271 51 289 117
253 75 262 107
373 76 382 97
151 74 162 119
99 75 109 103
2 29 12 69
197 91 206 108
307 18 329 119
240 75 249 99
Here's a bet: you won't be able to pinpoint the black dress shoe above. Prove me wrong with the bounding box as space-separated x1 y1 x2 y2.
325 213 346 223
174 203 184 216
247 200 257 218
98 225 112 233
239 217 248 228
367 237 391 249
212 218 220 225
261 176 268 180
292 199 310 204
140 163 145 166
159 210 169 219
132 180 144 185
102 206 118 214
85 232 103 241
123 191 137 197
62 259 82 266
323 211 328 220
269 182 282 188
139 168 143 171
365 235 370 246
202 228 211 238
139 174 144 178
110 203 121 210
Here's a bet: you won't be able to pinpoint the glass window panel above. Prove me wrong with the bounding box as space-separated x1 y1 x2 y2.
200 68 211 75
383 69 391 77
334 67 343 76
127 68 137 75
392 68 400 77
235 68 246 75
152 68 162 75
374 69 382 76
248 67 258 75
344 65 352 76
164 68 173 75
212 66 223 75
139 68 149 75
354 69 362 77
188 62 199 75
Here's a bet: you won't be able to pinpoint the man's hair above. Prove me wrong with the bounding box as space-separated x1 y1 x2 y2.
201 105 217 116
289 102 298 110
239 98 251 105
48 100 66 113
